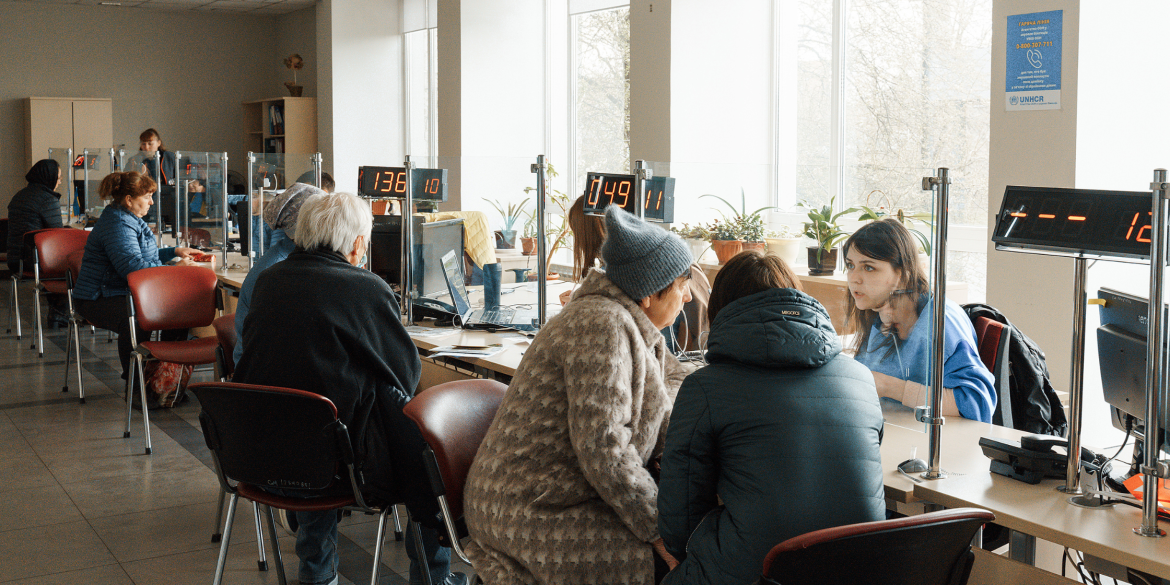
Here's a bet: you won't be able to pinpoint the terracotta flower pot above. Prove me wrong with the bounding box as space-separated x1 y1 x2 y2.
807 246 839 275
742 241 766 254
711 239 744 264
520 237 537 256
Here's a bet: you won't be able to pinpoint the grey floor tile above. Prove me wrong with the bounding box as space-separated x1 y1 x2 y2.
0 563 131 585
120 534 299 585
59 467 220 520
0 520 116 582
0 453 58 494
89 498 270 563
39 437 206 483
0 484 83 533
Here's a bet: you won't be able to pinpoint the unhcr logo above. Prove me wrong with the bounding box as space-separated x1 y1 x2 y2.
1020 96 1045 103
1010 96 1019 105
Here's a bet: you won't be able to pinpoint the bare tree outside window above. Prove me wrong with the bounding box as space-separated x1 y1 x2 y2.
574 7 631 192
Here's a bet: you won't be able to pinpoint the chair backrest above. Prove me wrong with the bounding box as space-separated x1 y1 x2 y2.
190 382 352 492
212 313 237 379
20 228 56 277
65 249 86 290
973 316 1013 429
33 228 90 281
188 228 212 248
402 379 507 518
761 508 994 585
127 265 219 331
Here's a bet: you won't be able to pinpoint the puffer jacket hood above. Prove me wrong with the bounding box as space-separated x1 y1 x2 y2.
707 287 841 369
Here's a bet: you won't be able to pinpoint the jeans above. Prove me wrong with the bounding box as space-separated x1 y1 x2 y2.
292 508 452 585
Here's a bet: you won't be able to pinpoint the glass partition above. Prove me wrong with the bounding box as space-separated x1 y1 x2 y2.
76 147 116 224
45 147 73 225
242 153 321 263
174 152 227 256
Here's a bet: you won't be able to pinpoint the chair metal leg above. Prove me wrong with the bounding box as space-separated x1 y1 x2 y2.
253 501 269 571
10 275 21 339
370 507 391 585
409 516 434 585
71 320 84 404
62 319 73 393
124 367 134 439
137 354 152 455
212 493 240 585
262 505 288 585
32 286 41 354
211 489 226 543
393 503 404 541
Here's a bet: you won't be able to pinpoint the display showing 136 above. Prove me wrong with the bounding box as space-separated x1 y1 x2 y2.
357 166 448 202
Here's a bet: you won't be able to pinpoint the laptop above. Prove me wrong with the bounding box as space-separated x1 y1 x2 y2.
440 250 540 331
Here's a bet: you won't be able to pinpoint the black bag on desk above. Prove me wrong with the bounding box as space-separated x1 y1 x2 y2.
963 304 1068 437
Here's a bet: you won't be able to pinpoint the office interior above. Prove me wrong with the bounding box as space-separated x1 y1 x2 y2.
1 0 1169 583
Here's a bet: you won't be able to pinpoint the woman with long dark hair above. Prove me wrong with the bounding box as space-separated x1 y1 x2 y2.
843 218 995 421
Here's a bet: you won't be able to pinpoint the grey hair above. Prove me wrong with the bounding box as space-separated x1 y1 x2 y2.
294 191 373 255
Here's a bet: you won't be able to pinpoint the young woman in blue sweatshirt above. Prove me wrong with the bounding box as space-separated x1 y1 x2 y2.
843 219 996 422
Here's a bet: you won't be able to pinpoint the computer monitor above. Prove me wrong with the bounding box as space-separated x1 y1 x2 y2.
369 216 464 299
1096 287 1170 449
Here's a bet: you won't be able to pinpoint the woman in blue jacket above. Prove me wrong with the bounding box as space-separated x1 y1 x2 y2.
74 171 200 383
843 219 996 422
658 251 885 585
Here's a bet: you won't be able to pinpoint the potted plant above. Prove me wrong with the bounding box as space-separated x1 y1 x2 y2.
857 203 933 256
523 161 571 276
283 54 304 97
798 197 860 275
701 189 777 264
764 224 803 266
519 209 539 256
670 223 712 263
486 197 529 250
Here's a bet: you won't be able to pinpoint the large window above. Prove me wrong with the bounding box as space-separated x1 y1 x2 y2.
404 0 438 159
570 4 630 193
795 0 992 299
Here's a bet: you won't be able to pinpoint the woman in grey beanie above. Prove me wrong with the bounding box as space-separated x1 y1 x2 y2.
463 206 693 585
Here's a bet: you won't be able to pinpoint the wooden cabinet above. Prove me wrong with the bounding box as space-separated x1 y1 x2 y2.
26 97 113 167
241 97 317 155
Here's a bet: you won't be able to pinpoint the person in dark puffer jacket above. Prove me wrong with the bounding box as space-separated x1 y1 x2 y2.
8 159 64 273
658 250 885 585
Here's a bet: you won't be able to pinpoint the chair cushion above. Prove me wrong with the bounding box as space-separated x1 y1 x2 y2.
40 280 68 295
237 483 356 512
140 336 219 365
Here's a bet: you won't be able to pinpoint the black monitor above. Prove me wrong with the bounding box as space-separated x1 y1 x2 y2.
1096 287 1169 449
369 216 464 299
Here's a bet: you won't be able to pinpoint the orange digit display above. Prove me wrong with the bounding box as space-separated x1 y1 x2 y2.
992 186 1153 260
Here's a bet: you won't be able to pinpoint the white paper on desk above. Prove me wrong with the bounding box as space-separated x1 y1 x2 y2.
404 326 461 339
428 345 505 359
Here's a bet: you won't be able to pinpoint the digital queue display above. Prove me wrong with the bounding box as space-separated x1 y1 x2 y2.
357 166 448 202
582 172 675 223
992 185 1153 260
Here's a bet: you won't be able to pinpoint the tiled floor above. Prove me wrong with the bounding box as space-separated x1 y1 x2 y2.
0 286 473 584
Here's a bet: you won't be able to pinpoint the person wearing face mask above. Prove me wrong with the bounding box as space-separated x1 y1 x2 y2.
8 159 65 274
843 219 996 422
233 191 463 585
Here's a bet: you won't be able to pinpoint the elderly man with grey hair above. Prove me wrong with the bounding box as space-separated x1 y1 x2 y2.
234 191 462 585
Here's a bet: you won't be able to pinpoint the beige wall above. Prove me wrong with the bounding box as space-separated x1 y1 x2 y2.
987 0 1079 390
0 3 306 207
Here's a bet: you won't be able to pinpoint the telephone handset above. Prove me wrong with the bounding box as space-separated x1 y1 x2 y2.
413 297 456 315
980 434 1107 485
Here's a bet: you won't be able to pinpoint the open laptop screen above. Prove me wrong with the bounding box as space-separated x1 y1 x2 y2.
440 250 472 316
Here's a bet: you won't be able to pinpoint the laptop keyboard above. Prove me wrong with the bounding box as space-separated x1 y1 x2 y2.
480 309 516 323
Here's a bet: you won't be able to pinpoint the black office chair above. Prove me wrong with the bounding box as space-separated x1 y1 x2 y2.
191 382 431 585
759 508 994 585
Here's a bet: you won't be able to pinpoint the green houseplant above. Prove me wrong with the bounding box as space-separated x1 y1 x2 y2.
701 189 776 264
519 209 539 256
798 197 860 275
764 224 802 266
486 197 529 250
856 205 933 256
523 162 572 276
671 223 712 263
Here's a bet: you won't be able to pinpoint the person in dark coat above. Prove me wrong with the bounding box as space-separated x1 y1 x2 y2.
8 159 64 273
658 251 885 585
233 191 463 585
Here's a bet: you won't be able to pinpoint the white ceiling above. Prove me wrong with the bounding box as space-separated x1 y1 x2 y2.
0 0 316 14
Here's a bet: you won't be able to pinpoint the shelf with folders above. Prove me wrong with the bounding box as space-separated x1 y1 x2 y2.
241 97 316 155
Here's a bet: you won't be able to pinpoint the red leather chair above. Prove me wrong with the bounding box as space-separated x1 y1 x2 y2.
191 382 421 585
211 313 236 382
972 316 1013 429
32 228 90 358
403 378 508 566
759 508 994 585
124 265 220 454
9 228 55 340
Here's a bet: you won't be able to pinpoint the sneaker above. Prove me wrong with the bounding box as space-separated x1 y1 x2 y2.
444 572 468 585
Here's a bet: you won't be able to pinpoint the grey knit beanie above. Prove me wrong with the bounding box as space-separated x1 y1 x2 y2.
601 205 692 301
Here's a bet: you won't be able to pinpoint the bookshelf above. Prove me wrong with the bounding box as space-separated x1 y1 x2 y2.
241 97 317 155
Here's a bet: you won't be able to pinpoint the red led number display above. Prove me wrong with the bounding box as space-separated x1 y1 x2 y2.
375 170 408 194
993 186 1153 259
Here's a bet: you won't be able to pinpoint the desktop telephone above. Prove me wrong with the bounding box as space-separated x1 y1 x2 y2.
980 435 1109 484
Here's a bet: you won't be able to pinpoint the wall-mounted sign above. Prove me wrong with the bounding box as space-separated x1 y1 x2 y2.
1006 10 1062 111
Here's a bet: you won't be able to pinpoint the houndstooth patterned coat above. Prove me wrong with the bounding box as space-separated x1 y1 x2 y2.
463 270 687 585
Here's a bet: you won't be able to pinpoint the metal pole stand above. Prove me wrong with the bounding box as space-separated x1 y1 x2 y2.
175 152 185 247
920 167 950 480
313 153 323 189
220 153 230 268
1062 257 1089 499
246 153 256 269
532 155 548 326
400 156 415 326
634 160 652 221
1136 169 1169 537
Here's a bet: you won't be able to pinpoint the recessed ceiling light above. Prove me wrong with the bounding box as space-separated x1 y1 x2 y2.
100 2 123 5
